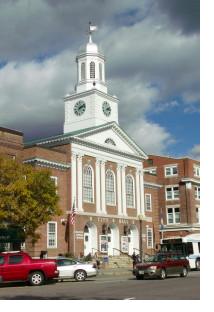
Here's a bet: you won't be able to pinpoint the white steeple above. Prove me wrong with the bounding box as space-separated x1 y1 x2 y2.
63 24 119 134
75 23 107 94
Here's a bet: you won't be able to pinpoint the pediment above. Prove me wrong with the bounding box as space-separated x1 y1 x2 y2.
76 122 147 159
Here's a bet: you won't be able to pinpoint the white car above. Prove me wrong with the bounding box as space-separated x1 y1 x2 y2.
56 258 97 282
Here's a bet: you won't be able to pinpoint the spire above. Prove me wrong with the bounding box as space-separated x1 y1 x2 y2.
88 21 98 43
75 23 107 94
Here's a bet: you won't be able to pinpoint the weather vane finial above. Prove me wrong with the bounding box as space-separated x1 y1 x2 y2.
88 21 98 43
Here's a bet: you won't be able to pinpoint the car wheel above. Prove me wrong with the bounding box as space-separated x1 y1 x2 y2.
180 267 188 277
74 270 87 282
29 271 44 286
159 269 166 280
136 274 144 280
196 259 200 271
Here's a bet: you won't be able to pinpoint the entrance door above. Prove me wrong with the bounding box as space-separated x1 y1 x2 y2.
84 223 98 256
129 225 139 255
107 225 119 256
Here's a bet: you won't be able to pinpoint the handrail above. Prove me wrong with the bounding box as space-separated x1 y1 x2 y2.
91 247 101 255
112 248 132 257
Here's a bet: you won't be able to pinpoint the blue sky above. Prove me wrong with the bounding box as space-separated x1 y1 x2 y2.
0 0 200 159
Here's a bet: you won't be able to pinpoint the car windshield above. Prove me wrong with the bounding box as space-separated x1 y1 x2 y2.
144 254 166 262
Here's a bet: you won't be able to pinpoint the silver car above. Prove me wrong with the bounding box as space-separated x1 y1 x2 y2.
56 258 97 282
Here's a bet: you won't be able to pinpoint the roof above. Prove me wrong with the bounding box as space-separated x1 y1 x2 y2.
24 122 148 159
25 123 109 147
0 126 23 136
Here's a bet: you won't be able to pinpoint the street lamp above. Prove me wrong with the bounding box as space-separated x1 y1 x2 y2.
138 214 144 261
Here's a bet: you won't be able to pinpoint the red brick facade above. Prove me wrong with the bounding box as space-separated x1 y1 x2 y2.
144 155 200 242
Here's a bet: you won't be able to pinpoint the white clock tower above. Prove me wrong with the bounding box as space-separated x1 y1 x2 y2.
64 25 119 134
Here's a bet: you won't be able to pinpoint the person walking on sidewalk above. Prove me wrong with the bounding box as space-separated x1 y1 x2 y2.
132 252 137 269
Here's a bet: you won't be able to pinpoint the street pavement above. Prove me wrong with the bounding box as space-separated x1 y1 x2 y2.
0 270 200 300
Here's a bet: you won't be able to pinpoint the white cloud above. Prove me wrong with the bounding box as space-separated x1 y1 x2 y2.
0 49 76 137
189 144 200 160
126 118 175 154
0 0 199 155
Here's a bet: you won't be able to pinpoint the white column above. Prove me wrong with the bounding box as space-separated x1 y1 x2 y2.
136 169 141 215
100 160 106 213
116 164 122 216
139 169 145 215
121 165 127 216
77 155 83 211
72 153 77 208
96 159 101 213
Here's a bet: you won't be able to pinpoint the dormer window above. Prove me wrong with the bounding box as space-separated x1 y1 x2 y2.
90 61 95 78
105 138 116 146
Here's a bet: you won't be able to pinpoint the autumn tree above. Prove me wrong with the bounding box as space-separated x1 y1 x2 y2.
0 156 61 244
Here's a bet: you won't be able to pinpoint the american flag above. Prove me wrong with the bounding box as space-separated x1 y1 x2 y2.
69 200 76 225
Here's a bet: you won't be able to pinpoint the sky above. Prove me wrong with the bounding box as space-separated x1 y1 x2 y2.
0 0 200 159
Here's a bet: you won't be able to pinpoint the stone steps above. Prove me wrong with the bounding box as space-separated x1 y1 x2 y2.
98 254 132 269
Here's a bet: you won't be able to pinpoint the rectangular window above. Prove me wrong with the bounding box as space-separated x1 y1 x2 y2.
145 194 152 211
165 165 178 177
147 228 153 248
50 176 58 193
47 222 57 248
166 186 179 200
193 165 200 177
167 207 180 224
8 255 23 264
196 207 200 223
194 186 200 200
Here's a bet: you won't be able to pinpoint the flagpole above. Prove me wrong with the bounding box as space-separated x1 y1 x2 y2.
73 198 76 257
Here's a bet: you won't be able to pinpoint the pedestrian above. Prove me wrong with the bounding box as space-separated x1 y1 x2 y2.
94 252 101 269
132 251 137 269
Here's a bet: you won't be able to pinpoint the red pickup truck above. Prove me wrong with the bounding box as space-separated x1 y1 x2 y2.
0 251 59 286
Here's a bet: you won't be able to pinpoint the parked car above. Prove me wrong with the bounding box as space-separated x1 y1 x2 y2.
133 253 190 280
0 251 59 286
56 257 97 282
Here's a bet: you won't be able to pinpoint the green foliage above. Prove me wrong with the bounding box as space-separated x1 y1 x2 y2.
0 156 61 243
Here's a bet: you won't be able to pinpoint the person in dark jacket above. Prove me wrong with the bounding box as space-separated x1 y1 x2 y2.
132 252 137 269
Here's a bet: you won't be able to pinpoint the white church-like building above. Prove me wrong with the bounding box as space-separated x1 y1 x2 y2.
1 26 161 258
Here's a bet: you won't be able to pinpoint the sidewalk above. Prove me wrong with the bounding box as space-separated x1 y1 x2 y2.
96 267 133 277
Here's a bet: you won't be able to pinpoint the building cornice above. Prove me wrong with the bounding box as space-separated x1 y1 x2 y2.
72 137 145 161
160 223 200 232
64 88 119 103
144 182 162 189
181 178 200 185
26 122 148 161
23 158 71 170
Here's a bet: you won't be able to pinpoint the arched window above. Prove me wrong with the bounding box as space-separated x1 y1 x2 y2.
90 61 95 78
83 165 94 203
106 170 115 205
81 62 86 81
126 175 134 207
99 63 103 81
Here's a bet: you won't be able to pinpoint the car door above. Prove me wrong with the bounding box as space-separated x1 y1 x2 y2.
166 255 181 274
0 255 5 282
6 255 26 281
163 255 176 275
57 259 76 278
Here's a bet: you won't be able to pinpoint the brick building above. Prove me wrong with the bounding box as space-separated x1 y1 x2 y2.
0 29 162 258
144 155 200 242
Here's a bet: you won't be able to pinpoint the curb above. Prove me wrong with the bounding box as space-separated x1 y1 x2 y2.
96 268 133 277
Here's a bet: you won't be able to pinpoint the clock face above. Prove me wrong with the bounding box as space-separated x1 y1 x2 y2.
74 100 86 116
102 101 111 117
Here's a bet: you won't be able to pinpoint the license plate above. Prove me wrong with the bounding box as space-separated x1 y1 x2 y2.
139 270 144 274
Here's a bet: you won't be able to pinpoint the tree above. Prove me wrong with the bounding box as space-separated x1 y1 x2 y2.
0 156 61 244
